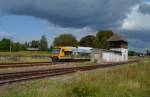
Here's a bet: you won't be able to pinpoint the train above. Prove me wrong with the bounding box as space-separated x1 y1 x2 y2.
50 46 92 62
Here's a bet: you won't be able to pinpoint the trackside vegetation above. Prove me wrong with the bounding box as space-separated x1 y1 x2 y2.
0 58 150 97
53 30 113 49
0 35 48 52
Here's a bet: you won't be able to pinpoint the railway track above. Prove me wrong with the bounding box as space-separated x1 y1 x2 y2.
0 60 90 68
0 62 57 68
0 60 138 85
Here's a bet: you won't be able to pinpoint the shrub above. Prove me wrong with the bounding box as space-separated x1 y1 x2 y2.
71 81 97 97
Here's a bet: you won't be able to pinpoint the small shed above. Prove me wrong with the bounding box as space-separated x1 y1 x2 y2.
91 34 128 63
107 33 128 49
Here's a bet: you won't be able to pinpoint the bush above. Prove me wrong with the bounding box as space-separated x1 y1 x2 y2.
70 81 98 97
53 34 78 47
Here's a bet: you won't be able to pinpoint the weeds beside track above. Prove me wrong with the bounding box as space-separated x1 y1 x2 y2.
0 60 138 85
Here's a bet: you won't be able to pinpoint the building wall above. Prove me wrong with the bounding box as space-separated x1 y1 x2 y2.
111 48 128 61
91 48 128 63
102 52 122 62
90 50 103 63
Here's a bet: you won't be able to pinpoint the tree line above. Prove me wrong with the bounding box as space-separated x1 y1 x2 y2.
0 35 48 52
53 30 114 49
0 30 114 52
25 35 48 51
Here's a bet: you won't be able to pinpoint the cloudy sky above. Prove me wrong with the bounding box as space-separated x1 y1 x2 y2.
0 0 150 52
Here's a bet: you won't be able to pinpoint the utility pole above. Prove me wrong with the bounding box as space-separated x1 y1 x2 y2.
9 37 13 54
10 40 11 54
147 49 149 56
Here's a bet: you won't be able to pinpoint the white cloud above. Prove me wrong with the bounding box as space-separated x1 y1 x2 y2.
121 4 150 31
0 32 16 38
46 24 95 41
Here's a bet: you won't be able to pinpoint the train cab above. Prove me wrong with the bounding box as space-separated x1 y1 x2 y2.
50 46 92 62
50 46 75 62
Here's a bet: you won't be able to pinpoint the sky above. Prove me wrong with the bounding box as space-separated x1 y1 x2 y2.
0 0 150 52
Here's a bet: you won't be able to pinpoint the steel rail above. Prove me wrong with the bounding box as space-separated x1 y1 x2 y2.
0 60 138 85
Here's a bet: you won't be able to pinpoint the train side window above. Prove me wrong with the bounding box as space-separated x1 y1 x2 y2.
64 51 72 55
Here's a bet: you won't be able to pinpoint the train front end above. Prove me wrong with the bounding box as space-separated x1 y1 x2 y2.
50 46 74 62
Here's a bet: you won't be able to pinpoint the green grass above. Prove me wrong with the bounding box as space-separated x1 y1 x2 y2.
0 56 52 63
0 51 51 63
0 51 50 57
0 58 150 97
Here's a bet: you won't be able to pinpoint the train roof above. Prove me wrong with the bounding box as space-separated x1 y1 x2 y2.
53 46 93 53
73 47 93 53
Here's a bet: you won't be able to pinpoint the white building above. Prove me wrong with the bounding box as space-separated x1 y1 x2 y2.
91 34 128 63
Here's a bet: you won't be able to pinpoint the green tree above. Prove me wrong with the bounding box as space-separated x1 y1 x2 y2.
12 42 27 51
25 42 30 48
40 35 48 51
79 35 96 48
96 30 114 49
0 38 12 51
30 40 40 48
0 38 27 52
53 34 78 47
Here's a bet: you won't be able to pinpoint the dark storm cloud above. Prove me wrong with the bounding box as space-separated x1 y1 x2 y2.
0 0 142 29
1 0 149 51
122 31 150 42
128 39 150 52
120 31 150 49
138 3 150 14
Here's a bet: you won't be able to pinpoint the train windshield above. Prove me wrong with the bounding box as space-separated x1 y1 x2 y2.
52 48 61 54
